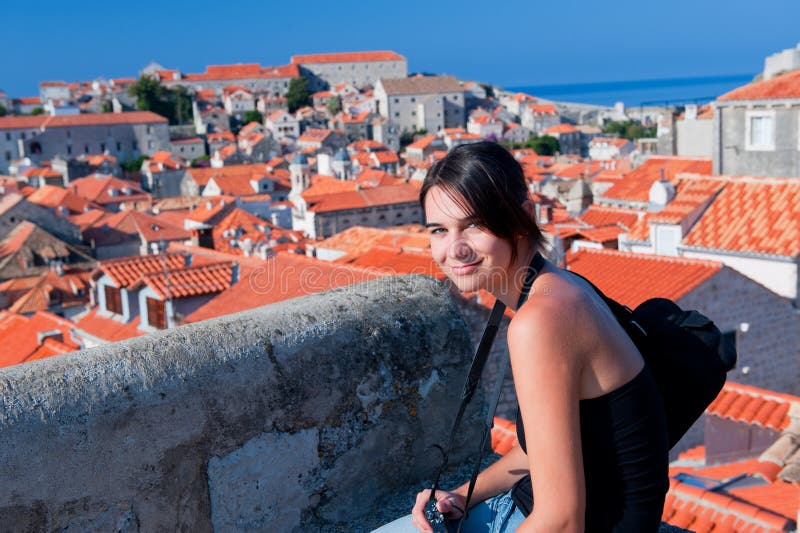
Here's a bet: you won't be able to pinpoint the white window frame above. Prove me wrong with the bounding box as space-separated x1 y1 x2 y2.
745 109 775 151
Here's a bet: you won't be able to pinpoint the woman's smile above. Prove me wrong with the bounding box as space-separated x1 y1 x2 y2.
449 259 483 276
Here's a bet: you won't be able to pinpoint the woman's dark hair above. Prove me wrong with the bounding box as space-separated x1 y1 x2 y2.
420 141 545 263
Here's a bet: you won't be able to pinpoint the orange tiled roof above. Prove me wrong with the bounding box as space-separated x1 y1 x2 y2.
491 417 519 455
348 139 389 153
527 104 557 115
97 252 188 287
0 310 80 368
207 131 236 144
186 163 271 187
68 173 151 205
181 249 383 323
306 183 419 213
718 70 800 102
182 63 299 82
682 175 800 258
291 51 404 64
543 123 579 135
589 137 632 148
599 157 712 204
26 185 97 214
334 245 444 279
73 307 144 343
371 151 399 164
297 128 332 143
132 261 234 299
550 160 604 180
625 177 726 242
22 167 62 179
706 381 798 432
0 111 167 130
406 135 440 150
566 248 722 309
341 111 371 124
576 205 640 229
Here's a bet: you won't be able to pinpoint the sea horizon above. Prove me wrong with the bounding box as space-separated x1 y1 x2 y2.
507 73 755 108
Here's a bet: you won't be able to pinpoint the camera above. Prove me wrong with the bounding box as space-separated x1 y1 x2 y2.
424 499 447 532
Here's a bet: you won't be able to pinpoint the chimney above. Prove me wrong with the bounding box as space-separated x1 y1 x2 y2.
231 263 240 284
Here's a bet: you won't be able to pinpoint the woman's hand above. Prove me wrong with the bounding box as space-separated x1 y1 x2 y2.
410 488 466 532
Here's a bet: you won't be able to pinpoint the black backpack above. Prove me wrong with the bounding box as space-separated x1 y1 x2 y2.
570 272 738 449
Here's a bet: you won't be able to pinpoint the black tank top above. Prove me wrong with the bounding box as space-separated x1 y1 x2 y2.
510 365 669 532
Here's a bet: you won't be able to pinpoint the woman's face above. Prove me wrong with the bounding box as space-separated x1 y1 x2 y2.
424 185 514 294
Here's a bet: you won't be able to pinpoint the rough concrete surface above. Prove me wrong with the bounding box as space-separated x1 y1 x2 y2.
0 275 484 532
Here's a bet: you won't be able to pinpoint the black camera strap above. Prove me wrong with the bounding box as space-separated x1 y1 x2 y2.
427 252 545 530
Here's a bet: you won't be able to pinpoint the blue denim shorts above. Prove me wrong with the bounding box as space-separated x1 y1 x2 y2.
372 490 526 533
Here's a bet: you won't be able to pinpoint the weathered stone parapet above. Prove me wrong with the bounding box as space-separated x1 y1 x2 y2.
0 275 483 532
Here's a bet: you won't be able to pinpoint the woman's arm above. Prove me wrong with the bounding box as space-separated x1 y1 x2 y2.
451 443 530 506
410 444 530 532
507 299 586 533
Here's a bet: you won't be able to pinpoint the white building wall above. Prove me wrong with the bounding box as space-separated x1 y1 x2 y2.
680 248 798 300
676 119 713 157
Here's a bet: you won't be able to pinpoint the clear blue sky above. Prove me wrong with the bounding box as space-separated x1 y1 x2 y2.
1 0 798 97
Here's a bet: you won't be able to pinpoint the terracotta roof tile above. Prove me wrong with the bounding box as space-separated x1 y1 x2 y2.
133 261 234 299
599 157 712 204
0 310 80 368
292 51 404 64
0 111 167 130
707 382 798 431
576 205 640 229
718 70 800 102
68 173 151 206
73 307 144 343
97 252 187 287
180 249 382 323
182 63 299 82
565 248 722 308
306 183 419 213
682 176 800 258
543 123 579 135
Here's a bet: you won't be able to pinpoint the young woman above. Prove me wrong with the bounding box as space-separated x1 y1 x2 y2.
374 142 669 533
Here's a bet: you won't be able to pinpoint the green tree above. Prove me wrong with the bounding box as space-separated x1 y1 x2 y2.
286 77 311 113
0 104 7 117
326 96 342 116
480 83 495 99
524 135 559 156
31 107 44 115
102 101 113 113
244 110 263 124
169 86 192 125
120 155 147 172
602 120 656 141
129 76 166 113
128 76 193 125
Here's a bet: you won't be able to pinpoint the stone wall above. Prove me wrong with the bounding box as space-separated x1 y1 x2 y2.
713 103 800 178
0 275 484 532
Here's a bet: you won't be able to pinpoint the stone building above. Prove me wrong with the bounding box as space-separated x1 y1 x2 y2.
0 193 82 244
713 70 800 177
763 42 800 80
291 51 407 92
521 103 560 134
542 124 581 155
374 76 465 134
157 63 300 97
0 112 170 174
